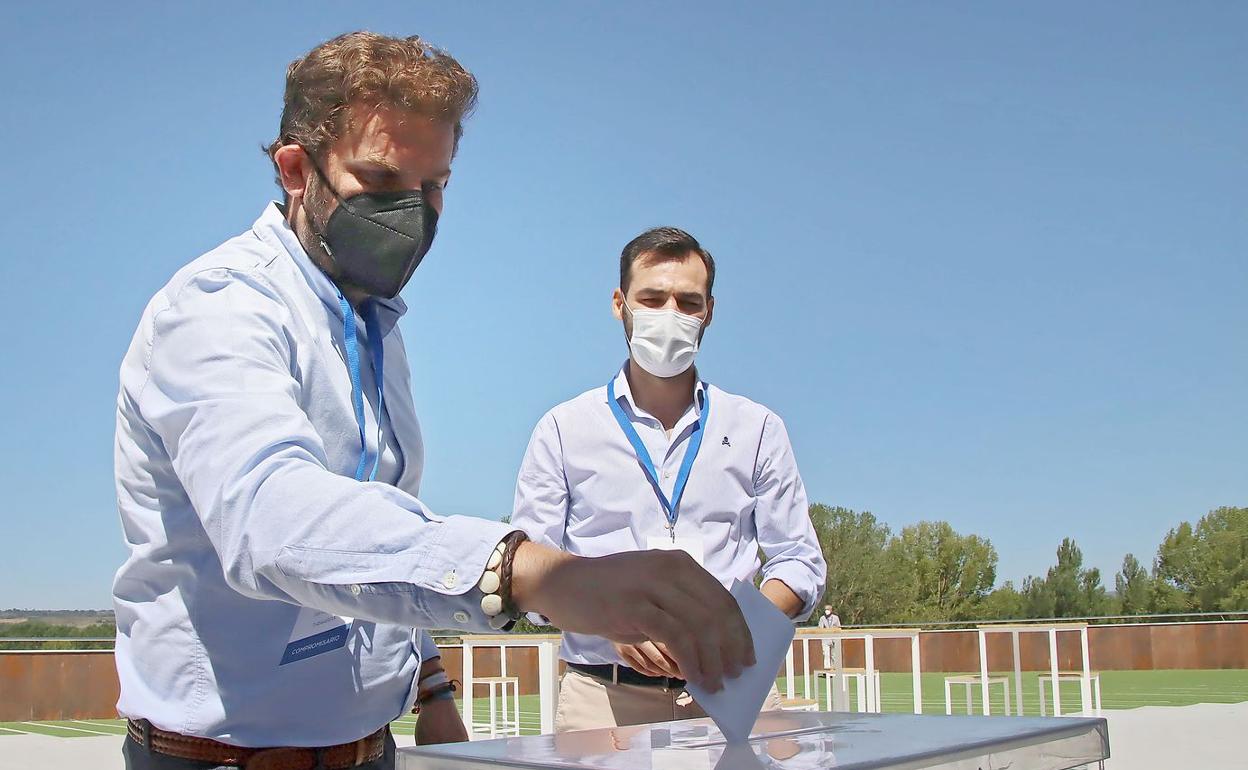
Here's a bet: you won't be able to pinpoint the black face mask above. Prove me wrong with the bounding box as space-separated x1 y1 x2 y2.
303 153 439 299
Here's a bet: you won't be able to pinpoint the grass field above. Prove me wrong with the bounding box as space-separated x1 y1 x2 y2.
2 669 1245 738
778 669 1248 714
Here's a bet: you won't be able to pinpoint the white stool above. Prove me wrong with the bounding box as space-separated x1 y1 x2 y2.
469 676 521 738
1039 671 1102 716
814 668 877 713
944 674 1011 716
778 697 818 712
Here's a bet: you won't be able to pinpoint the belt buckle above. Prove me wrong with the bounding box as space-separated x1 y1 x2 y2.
611 664 619 686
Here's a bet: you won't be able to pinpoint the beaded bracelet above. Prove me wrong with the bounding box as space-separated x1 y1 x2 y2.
480 531 528 630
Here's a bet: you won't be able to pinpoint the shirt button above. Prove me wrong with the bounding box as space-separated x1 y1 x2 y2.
350 584 362 596
453 611 470 624
442 572 458 589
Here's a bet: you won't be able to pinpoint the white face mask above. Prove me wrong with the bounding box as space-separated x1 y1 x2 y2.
624 303 704 378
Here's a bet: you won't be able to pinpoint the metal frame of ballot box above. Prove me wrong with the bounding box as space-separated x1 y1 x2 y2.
397 710 1109 770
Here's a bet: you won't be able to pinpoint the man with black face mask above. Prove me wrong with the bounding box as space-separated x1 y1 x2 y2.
112 32 754 770
300 150 439 301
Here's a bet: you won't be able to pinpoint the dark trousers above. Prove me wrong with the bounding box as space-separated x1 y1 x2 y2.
122 731 397 770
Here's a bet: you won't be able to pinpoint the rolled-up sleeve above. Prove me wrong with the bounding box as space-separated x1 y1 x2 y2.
753 413 826 621
138 268 515 630
417 630 441 661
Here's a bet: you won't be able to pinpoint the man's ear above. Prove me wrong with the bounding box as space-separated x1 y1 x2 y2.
702 295 715 330
612 288 626 321
273 144 311 202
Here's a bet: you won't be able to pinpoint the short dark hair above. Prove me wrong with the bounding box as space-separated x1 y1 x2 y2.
619 227 716 296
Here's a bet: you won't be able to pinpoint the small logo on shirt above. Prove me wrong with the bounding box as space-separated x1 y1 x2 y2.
721 436 731 447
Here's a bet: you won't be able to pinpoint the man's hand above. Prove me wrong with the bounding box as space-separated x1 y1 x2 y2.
414 697 469 745
511 543 754 692
613 641 682 678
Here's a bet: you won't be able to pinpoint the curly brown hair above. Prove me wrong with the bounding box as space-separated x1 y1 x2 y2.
265 31 478 193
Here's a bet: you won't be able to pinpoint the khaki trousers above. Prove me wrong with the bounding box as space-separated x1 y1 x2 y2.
554 669 783 733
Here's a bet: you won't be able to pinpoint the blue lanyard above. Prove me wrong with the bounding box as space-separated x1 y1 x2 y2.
337 290 385 482
606 377 709 537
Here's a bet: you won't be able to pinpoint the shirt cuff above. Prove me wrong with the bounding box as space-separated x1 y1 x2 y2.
288 517 521 630
420 518 520 631
760 561 819 622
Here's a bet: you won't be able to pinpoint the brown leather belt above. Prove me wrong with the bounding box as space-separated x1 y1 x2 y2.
568 662 686 690
126 719 387 770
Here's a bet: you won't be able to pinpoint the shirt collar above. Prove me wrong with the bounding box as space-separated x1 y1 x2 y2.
251 202 408 336
610 361 707 422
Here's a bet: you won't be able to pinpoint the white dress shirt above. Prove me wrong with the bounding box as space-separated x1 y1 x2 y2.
112 203 515 746
511 366 826 666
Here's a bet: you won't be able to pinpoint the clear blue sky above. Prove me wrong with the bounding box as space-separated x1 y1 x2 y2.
1 2 1244 609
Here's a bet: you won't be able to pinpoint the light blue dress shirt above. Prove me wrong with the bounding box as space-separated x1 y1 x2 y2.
112 203 515 746
511 366 827 666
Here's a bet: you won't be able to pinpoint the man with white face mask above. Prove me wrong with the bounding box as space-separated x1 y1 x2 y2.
511 227 827 731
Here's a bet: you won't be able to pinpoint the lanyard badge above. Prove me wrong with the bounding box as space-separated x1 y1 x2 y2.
606 378 710 540
337 290 386 482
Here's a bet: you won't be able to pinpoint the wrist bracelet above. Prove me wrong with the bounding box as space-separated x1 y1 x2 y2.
480 531 528 630
418 682 457 702
412 680 458 713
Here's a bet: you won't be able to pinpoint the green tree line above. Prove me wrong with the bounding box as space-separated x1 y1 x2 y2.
7 506 1242 641
0 620 115 650
810 504 1248 625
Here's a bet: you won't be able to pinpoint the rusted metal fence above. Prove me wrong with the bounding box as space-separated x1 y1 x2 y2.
3 619 1245 722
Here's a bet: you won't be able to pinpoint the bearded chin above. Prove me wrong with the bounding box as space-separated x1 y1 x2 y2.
299 183 343 278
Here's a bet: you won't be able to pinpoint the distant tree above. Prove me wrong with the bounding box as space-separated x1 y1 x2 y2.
1154 522 1198 605
809 504 901 625
1154 506 1248 611
1047 538 1083 617
979 581 1026 620
1114 553 1151 614
1034 537 1108 618
1015 539 1103 619
1080 566 1111 616
1022 575 1055 619
886 521 997 622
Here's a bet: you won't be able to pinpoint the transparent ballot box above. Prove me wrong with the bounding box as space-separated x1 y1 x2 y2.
397 710 1110 770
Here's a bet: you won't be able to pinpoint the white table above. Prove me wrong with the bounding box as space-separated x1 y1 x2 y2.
976 622 1093 717
788 627 923 714
456 634 562 736
397 710 1110 769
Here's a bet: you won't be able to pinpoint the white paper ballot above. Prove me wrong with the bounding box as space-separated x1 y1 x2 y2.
686 579 796 744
